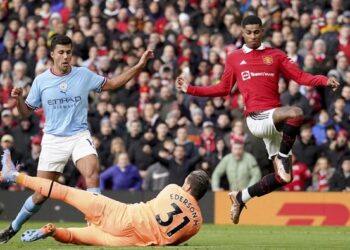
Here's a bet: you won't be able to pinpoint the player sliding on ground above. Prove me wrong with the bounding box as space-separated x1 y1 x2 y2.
0 150 209 246
176 15 340 224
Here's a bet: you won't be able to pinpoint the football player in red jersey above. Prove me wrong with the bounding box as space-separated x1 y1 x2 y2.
176 15 339 224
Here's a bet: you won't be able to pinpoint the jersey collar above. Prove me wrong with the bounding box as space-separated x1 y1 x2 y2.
242 44 266 54
50 66 73 76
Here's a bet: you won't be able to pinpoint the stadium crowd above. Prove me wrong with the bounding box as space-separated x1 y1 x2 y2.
0 0 350 193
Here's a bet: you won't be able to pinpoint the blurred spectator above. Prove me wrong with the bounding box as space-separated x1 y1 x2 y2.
294 124 320 171
105 137 126 170
303 86 322 115
298 36 314 59
155 144 204 186
312 39 334 76
128 129 156 173
0 109 16 135
202 100 216 123
328 54 349 86
187 107 204 144
341 85 350 114
142 155 170 192
320 11 340 56
230 94 245 120
0 73 14 108
338 25 350 64
215 113 231 138
141 103 162 132
329 157 350 191
312 110 336 145
211 140 261 191
22 136 42 177
165 110 180 137
174 126 198 160
0 134 23 166
199 121 217 153
295 13 312 42
225 119 246 148
155 85 176 121
328 97 347 127
324 129 350 168
12 61 31 88
204 137 230 175
154 122 170 153
100 152 142 191
97 118 114 166
103 0 121 19
285 40 304 68
321 124 338 152
312 156 335 192
124 119 142 149
10 117 38 158
112 77 140 107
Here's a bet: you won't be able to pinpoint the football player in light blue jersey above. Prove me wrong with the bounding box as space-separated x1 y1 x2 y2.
0 35 153 243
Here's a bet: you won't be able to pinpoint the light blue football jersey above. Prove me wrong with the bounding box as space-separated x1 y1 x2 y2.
26 66 106 136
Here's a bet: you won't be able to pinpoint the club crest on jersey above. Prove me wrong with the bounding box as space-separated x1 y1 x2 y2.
59 82 67 93
262 56 273 65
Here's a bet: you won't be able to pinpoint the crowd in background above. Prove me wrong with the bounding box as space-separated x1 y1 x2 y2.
0 0 350 193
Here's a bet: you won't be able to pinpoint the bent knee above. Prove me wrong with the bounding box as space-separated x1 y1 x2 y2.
85 172 99 181
290 107 304 119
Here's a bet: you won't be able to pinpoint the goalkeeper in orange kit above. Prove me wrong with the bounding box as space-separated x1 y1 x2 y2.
0 150 209 246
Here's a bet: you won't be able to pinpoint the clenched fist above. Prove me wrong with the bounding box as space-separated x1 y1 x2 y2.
11 87 23 99
175 76 189 93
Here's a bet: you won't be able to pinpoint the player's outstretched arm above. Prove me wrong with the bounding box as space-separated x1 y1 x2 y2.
280 52 340 89
102 50 154 91
11 87 32 118
175 60 235 97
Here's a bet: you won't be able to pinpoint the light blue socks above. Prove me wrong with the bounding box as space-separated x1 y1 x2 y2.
11 196 41 232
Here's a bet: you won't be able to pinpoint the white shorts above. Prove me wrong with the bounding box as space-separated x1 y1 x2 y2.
246 108 282 159
38 130 97 173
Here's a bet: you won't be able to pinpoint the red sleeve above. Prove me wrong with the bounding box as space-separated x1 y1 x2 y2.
187 58 236 97
279 52 328 87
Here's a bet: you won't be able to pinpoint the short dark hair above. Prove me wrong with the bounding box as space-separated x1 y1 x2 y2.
241 15 262 28
50 35 72 52
186 170 210 200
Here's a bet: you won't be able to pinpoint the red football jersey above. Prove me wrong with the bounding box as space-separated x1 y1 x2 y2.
187 45 328 115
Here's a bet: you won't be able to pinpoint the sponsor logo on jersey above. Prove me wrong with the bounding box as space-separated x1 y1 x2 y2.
47 96 82 109
48 96 82 105
241 71 251 80
241 71 275 81
262 55 273 65
240 60 247 65
59 82 68 93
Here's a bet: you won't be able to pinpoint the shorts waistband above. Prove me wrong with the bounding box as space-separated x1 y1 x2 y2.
248 111 270 120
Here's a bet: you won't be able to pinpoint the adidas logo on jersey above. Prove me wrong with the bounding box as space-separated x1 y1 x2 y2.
240 60 247 65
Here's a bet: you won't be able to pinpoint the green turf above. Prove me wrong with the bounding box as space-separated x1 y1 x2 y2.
0 222 349 249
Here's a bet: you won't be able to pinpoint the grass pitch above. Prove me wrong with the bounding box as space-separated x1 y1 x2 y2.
0 222 349 249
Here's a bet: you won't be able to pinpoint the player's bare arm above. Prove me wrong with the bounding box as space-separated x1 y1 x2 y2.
175 76 189 93
327 77 340 91
11 87 32 118
102 50 154 91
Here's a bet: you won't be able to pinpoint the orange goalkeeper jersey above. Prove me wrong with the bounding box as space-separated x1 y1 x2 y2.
127 184 202 246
